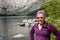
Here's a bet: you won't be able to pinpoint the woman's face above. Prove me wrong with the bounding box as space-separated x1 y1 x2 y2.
36 13 45 25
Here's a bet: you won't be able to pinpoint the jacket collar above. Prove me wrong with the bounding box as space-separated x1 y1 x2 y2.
36 21 47 28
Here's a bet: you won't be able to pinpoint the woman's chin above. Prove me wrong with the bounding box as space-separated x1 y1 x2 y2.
38 22 43 25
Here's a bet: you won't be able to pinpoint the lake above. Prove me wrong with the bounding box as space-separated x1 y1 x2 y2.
0 16 35 40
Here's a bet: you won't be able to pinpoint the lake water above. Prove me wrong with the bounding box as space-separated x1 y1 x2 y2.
0 16 35 40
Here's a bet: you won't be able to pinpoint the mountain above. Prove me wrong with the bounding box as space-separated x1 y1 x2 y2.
0 0 50 16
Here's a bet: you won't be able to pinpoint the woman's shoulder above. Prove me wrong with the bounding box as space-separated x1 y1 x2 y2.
33 22 38 26
46 22 56 30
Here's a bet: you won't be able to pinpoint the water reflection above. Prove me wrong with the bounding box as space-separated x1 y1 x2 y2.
0 16 35 40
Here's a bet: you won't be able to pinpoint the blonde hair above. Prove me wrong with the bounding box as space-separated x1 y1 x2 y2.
37 10 46 16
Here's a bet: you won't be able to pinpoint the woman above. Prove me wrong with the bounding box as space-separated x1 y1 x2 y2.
30 10 60 40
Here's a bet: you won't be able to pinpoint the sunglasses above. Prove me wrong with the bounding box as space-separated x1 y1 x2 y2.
36 17 44 19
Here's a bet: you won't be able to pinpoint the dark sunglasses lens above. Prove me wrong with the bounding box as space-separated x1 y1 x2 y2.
41 17 43 19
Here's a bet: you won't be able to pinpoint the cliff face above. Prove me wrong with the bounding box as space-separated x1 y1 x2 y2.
0 0 40 16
